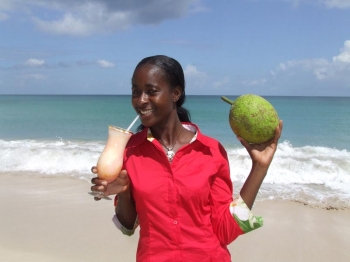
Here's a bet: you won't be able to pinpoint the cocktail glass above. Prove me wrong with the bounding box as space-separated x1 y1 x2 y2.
89 115 139 200
96 125 132 183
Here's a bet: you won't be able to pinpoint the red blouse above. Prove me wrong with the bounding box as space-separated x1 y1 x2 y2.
121 123 243 262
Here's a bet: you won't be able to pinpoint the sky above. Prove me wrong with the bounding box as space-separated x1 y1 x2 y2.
1 0 350 96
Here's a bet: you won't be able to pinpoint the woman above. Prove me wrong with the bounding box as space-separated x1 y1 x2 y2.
91 55 283 261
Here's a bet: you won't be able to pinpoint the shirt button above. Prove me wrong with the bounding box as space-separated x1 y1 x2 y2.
173 220 178 224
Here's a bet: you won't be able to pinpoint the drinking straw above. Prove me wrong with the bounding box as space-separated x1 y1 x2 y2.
126 115 140 131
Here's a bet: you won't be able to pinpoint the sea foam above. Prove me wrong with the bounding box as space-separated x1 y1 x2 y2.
0 139 102 180
1 139 349 208
227 141 350 209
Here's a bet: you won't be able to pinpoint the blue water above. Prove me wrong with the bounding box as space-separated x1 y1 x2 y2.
1 95 349 209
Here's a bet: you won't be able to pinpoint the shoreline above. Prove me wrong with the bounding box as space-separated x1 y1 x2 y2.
1 174 350 262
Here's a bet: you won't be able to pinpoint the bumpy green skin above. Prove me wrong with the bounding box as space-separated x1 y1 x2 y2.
226 94 279 144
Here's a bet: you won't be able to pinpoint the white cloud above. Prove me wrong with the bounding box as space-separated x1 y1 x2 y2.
278 59 336 81
97 60 115 68
213 76 230 88
333 40 350 63
284 0 350 9
24 58 45 67
273 58 330 78
76 59 115 68
272 40 350 81
239 39 350 94
277 58 329 72
1 0 205 36
313 67 329 80
184 64 206 79
32 3 131 36
0 0 15 10
33 14 94 37
184 64 208 89
324 0 350 8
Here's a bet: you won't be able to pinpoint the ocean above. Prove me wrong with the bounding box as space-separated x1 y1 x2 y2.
1 95 349 209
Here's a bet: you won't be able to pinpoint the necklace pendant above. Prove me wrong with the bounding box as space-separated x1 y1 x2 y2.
166 150 175 162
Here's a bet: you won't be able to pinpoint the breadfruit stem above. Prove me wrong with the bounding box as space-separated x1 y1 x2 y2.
221 96 234 105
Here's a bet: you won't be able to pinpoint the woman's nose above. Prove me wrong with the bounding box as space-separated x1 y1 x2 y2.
139 92 148 103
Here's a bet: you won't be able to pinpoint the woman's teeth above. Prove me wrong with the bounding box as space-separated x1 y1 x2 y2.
140 109 154 115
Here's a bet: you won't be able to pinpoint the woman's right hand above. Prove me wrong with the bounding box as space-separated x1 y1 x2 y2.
90 166 130 201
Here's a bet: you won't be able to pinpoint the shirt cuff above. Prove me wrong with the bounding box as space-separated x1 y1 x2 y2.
112 214 139 236
112 195 139 236
229 195 263 234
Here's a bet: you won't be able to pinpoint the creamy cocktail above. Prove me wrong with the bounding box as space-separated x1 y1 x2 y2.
96 125 132 183
90 115 139 199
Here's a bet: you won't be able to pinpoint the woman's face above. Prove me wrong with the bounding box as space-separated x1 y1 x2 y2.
131 64 181 128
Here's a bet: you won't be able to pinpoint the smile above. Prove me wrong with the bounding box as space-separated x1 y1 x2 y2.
140 109 154 115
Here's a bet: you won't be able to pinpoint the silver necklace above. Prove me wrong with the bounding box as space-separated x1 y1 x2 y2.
159 127 182 162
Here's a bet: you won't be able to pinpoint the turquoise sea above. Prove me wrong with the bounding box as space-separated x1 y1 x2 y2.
1 95 349 209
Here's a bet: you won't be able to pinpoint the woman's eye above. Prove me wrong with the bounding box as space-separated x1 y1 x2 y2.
148 89 157 95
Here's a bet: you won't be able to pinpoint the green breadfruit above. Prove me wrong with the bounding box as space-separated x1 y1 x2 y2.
221 94 279 144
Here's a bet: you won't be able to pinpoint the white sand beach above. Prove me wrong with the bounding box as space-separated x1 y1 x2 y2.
1 174 349 262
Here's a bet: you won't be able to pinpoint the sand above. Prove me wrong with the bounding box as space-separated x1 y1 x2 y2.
1 174 349 262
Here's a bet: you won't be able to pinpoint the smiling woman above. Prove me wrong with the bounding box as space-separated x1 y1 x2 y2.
131 55 191 132
90 55 283 262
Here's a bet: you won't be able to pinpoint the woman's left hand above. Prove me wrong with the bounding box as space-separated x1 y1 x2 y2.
237 120 283 168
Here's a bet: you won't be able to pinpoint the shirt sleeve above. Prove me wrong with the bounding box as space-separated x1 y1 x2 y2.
112 195 139 236
209 144 263 245
230 195 263 233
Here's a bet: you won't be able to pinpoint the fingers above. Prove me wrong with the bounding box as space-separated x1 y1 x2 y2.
91 169 130 200
90 183 107 201
90 184 106 192
90 166 107 186
278 120 283 135
237 136 249 148
105 170 130 195
91 166 97 174
273 120 283 143
91 177 108 186
94 196 101 201
108 170 129 189
90 166 107 201
118 169 128 179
